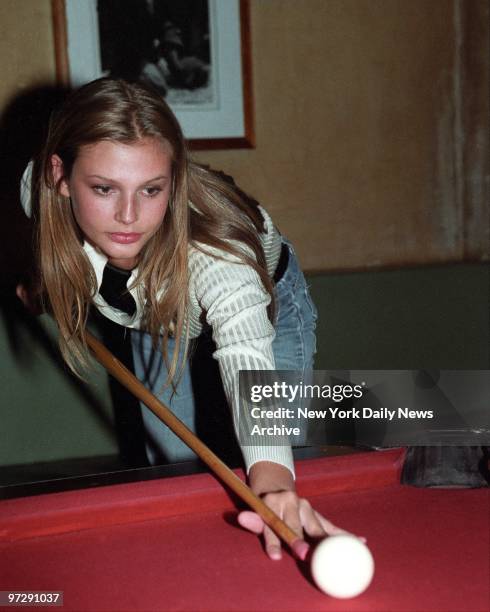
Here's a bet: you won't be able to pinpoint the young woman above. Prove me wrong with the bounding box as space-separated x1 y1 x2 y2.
18 77 342 559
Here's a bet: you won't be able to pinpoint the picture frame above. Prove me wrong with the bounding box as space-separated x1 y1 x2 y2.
51 0 254 150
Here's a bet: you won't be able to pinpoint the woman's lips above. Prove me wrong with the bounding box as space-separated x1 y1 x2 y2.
108 232 142 244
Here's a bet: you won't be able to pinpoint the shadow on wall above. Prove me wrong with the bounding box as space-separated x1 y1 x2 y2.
0 84 70 368
0 84 70 291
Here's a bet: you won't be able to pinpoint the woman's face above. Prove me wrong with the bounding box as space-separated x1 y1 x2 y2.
53 137 172 269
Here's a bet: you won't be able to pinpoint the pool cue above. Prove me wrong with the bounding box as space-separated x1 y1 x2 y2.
84 330 308 559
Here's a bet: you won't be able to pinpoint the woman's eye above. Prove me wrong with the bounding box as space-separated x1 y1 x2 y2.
143 186 162 197
93 185 113 195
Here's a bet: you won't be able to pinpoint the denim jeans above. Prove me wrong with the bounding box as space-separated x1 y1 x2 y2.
131 240 318 464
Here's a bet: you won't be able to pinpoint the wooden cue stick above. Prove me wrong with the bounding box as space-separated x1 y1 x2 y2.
84 330 306 556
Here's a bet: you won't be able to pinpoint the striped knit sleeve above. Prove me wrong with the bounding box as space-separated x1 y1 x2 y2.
189 245 294 476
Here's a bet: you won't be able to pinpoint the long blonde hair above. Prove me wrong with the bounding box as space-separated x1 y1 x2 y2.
36 78 273 380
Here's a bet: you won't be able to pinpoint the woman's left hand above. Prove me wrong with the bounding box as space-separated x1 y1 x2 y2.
237 461 346 560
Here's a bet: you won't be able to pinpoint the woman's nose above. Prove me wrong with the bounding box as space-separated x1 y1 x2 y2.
115 194 138 225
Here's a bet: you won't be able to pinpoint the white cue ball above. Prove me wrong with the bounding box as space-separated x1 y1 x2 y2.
311 534 375 599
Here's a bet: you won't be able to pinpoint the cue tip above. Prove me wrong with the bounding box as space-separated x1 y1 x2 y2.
291 539 309 561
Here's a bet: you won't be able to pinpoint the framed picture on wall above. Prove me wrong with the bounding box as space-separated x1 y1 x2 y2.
52 0 254 149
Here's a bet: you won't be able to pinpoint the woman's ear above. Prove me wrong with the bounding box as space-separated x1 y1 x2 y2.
50 154 70 198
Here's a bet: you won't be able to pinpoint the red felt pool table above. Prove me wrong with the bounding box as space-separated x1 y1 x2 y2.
0 449 488 611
